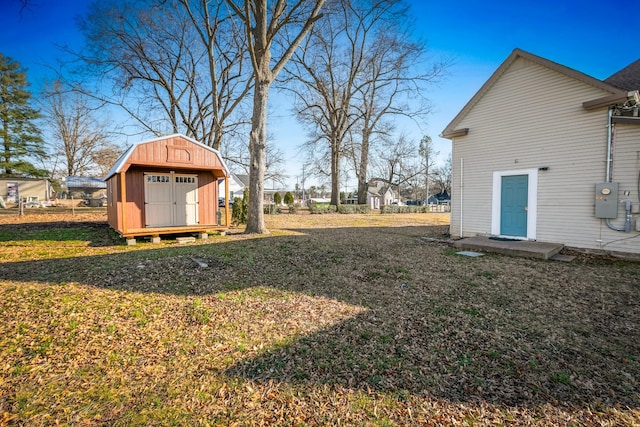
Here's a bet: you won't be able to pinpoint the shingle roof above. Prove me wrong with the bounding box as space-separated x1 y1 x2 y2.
66 176 106 189
604 59 640 91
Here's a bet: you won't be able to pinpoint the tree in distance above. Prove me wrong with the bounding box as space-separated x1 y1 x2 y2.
0 53 46 177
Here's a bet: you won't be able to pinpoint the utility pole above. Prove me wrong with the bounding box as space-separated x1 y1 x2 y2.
301 163 306 203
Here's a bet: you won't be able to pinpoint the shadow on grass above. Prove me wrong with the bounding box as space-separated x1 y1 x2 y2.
0 224 639 410
0 221 119 247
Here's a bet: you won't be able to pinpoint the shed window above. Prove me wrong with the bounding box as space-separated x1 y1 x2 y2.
147 175 170 183
176 177 195 183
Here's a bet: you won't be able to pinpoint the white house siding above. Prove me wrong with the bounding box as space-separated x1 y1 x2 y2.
450 57 640 254
601 123 640 253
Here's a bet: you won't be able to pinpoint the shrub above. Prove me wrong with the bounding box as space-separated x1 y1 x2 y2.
309 205 338 214
289 204 299 214
284 191 294 205
231 197 244 224
337 204 371 214
264 204 280 214
380 205 431 214
273 192 282 205
231 188 249 225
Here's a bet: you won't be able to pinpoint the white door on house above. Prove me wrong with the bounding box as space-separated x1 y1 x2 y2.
145 174 173 227
174 175 198 226
145 173 199 227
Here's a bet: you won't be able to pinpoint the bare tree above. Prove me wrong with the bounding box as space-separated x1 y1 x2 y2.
285 0 361 206
42 81 114 178
418 134 438 202
225 0 326 234
77 0 252 150
351 17 445 205
289 0 446 206
372 134 421 191
431 152 452 196
92 145 124 177
221 136 288 187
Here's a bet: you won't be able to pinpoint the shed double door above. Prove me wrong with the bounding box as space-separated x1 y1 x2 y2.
144 173 198 227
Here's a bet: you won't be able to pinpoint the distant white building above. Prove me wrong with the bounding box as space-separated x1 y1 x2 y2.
0 178 54 205
220 173 248 201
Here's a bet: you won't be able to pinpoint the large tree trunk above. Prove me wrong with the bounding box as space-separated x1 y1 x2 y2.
330 139 340 206
357 128 370 205
245 78 270 234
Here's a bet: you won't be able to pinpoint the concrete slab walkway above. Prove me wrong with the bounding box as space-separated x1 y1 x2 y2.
453 236 564 260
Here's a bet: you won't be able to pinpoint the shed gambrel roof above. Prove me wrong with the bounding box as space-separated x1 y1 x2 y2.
104 133 230 180
441 49 627 139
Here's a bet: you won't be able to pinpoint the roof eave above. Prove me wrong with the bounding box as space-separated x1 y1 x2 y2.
583 90 640 110
441 128 469 139
441 48 625 137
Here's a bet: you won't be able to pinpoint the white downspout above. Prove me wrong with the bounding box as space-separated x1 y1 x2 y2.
604 106 632 232
459 157 464 238
606 107 613 182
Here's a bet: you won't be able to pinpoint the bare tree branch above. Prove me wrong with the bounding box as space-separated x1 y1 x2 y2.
225 0 326 234
74 0 253 150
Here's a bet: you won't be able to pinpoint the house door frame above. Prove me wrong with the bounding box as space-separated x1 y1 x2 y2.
491 168 538 240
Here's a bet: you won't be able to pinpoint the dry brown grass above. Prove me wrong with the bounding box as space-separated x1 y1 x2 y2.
0 211 639 426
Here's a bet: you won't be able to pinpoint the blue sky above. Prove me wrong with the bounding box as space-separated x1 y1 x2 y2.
1 0 639 187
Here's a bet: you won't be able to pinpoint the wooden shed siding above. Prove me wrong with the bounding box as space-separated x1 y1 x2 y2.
126 136 223 171
106 175 120 230
106 135 230 236
198 172 218 225
125 169 145 230
450 57 636 252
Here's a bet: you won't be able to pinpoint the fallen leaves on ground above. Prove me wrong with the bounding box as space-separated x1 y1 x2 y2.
0 211 638 426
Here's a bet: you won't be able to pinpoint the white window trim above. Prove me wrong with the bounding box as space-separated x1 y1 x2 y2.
491 168 538 240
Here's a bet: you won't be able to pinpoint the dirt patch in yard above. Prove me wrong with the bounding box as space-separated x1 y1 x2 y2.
0 211 638 426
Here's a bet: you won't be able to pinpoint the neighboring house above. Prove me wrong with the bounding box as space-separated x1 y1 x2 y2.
427 191 451 205
367 191 382 209
0 178 54 205
368 180 397 206
345 191 382 209
442 48 640 255
220 173 247 203
104 134 231 240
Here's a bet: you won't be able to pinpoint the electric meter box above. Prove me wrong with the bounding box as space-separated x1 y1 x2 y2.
595 182 619 218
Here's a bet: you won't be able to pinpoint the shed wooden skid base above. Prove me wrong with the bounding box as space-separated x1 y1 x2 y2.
119 225 227 239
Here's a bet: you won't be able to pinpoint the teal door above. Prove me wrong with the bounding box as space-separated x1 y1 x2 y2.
500 175 528 237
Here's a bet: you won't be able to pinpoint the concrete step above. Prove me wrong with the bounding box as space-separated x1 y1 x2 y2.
453 236 564 260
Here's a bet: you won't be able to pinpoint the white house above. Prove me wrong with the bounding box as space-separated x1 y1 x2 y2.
442 49 640 255
223 173 248 201
368 180 397 207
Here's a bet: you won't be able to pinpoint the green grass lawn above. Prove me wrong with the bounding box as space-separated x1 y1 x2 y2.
0 213 639 426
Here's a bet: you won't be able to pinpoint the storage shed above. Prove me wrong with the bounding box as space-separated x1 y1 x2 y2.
104 134 230 241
